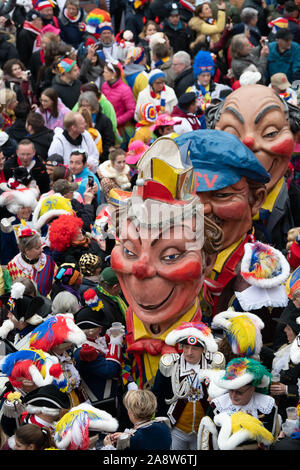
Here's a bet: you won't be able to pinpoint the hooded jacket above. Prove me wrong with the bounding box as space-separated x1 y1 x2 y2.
101 78 136 129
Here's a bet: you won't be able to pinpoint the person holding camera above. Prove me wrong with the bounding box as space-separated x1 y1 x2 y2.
2 58 36 109
230 32 269 82
69 149 102 207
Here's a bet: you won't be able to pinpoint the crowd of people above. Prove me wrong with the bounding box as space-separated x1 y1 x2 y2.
0 0 300 453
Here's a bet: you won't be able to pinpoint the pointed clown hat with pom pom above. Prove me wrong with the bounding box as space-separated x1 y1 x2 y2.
0 348 68 392
214 411 274 450
54 402 118 450
29 314 86 352
165 321 218 353
214 357 272 391
211 308 264 358
0 282 45 340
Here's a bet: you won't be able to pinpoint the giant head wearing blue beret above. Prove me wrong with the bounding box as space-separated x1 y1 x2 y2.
175 130 270 250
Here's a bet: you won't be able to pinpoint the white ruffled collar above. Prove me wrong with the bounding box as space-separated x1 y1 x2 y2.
14 252 47 273
212 392 275 418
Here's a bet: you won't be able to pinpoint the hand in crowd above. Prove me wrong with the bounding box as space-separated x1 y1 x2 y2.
269 383 288 396
83 182 97 204
218 1 226 10
87 43 98 61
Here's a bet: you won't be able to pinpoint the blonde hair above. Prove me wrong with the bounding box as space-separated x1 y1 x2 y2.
0 88 16 112
123 390 157 421
78 106 93 129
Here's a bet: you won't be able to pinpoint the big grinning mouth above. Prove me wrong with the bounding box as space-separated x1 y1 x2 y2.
138 287 175 310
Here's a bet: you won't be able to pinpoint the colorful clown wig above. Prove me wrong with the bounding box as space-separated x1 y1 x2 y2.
57 58 77 75
29 314 86 352
240 242 290 288
48 213 83 252
214 411 274 450
165 321 218 353
212 309 264 357
54 403 118 450
0 349 68 391
193 50 215 78
215 357 272 391
85 8 112 36
138 102 157 124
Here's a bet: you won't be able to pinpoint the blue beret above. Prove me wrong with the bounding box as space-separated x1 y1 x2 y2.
175 130 270 192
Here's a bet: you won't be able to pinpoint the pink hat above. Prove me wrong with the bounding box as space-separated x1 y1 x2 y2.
126 140 149 165
154 113 181 130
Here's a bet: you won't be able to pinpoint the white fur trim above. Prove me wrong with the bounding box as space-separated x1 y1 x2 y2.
215 371 256 390
240 242 290 288
10 282 26 299
26 405 61 416
197 416 219 450
29 364 51 387
32 193 73 231
69 403 119 432
212 308 265 332
214 412 252 450
27 314 44 326
165 326 218 353
0 319 15 339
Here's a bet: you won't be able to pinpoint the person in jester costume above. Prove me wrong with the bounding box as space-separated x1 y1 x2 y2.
109 136 223 390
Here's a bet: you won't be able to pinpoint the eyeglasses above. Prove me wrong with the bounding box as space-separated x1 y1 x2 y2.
229 385 253 396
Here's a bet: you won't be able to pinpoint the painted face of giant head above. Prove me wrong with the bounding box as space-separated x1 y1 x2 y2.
110 209 205 335
215 85 295 193
198 177 266 250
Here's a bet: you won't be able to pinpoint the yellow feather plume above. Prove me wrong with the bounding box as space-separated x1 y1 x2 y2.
231 412 274 444
229 315 256 355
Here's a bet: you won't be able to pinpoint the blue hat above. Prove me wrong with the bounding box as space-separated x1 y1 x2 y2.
148 69 166 86
175 130 270 192
193 50 215 78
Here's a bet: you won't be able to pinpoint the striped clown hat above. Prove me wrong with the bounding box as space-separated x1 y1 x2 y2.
138 102 157 124
240 241 290 289
214 357 272 391
286 265 300 299
268 17 289 34
165 321 218 353
85 8 112 35
125 46 145 64
34 0 56 11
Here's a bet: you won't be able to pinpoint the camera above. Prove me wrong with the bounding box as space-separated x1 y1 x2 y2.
88 175 94 187
25 70 32 78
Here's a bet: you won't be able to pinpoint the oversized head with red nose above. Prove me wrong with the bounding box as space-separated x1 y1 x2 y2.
110 137 223 388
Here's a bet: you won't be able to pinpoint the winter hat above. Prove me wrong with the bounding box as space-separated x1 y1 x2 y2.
23 384 70 416
0 348 68 391
0 282 45 339
34 0 55 11
57 58 77 75
85 8 112 35
26 9 42 21
52 179 78 196
214 357 272 391
149 32 167 50
125 46 145 64
211 309 264 357
32 193 74 231
213 411 274 450
100 267 119 287
54 403 118 450
29 313 86 352
148 69 166 86
78 253 102 277
48 214 83 252
46 154 64 166
54 263 81 286
193 50 215 78
239 66 261 86
138 102 157 124
126 140 149 165
165 321 218 352
240 242 290 289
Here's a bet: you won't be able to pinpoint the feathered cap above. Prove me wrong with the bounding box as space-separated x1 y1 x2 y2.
290 317 300 365
29 314 86 352
215 357 272 391
211 309 264 357
286 265 300 299
240 241 290 288
85 8 112 36
32 193 74 231
48 214 83 252
165 321 218 352
0 186 39 215
214 411 274 450
0 282 45 340
193 50 215 78
54 403 118 450
0 348 68 392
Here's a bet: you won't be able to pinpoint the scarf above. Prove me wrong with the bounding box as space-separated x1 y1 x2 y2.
23 21 42 52
64 8 81 22
150 85 166 113
154 57 170 68
97 284 128 319
99 160 131 189
63 129 83 146
71 236 90 249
